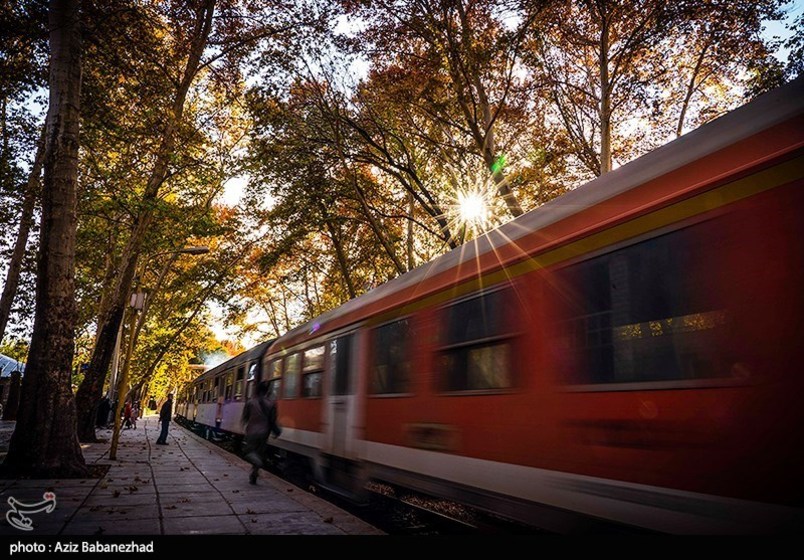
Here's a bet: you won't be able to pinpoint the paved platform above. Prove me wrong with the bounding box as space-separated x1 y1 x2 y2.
0 416 383 536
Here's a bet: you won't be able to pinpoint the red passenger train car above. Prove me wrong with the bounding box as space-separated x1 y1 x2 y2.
179 78 804 533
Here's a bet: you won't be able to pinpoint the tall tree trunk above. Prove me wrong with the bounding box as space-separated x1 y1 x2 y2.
350 173 406 275
676 41 711 138
1 371 22 421
91 227 123 349
74 0 217 442
319 88 407 275
320 204 357 299
407 190 415 271
0 131 45 341
451 1 523 218
4 0 88 478
598 13 612 175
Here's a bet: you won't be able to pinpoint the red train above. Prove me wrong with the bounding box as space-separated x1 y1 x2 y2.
177 77 804 534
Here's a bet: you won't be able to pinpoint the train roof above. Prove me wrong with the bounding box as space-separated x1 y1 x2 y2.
194 339 275 382
270 76 804 352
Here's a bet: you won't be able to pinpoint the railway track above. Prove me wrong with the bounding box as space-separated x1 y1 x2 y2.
358 482 545 535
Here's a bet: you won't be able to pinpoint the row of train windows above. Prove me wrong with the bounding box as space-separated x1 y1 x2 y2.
267 345 325 399
195 363 258 403
551 215 738 385
196 216 743 400
264 285 515 399
274 216 737 394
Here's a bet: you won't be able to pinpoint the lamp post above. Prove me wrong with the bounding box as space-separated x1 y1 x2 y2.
108 279 144 460
108 245 209 460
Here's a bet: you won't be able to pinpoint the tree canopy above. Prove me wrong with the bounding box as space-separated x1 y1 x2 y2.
0 0 801 474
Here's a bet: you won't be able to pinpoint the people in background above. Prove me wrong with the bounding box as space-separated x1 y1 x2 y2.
155 394 173 445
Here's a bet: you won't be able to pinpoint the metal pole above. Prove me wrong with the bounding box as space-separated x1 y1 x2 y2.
109 304 137 461
107 319 124 400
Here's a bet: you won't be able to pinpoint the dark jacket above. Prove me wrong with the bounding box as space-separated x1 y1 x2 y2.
159 399 173 422
241 395 280 439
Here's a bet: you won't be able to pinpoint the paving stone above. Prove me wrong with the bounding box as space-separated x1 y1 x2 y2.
85 490 158 506
64 518 161 535
75 504 159 521
227 495 308 515
241 511 345 535
160 499 234 518
0 416 383 536
162 514 246 535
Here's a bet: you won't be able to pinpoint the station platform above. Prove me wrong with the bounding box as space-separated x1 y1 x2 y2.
0 416 383 536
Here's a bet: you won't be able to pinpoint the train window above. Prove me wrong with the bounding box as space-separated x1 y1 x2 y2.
284 353 301 399
235 366 245 400
225 372 234 401
268 358 283 379
331 336 354 396
245 362 258 399
257 357 280 399
303 372 322 398
371 319 411 394
268 378 282 399
302 345 325 398
549 219 731 385
439 289 515 392
303 345 325 373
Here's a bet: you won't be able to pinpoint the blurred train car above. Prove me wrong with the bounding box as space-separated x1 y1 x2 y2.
176 340 273 435
179 78 804 533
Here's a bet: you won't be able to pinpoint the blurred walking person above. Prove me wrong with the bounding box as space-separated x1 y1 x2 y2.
241 381 281 484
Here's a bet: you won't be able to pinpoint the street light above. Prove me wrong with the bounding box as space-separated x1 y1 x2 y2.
108 245 209 460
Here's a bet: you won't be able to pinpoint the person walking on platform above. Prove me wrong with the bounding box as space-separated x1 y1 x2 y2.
155 394 173 445
241 381 281 484
124 400 133 429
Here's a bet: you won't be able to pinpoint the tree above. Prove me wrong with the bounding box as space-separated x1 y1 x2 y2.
784 10 804 81
526 0 788 177
345 0 548 218
0 134 44 341
238 1 572 327
528 0 679 176
4 0 88 477
658 1 786 137
73 0 332 443
74 0 219 442
0 1 48 343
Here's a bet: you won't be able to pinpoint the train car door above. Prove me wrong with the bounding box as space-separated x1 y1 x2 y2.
324 333 356 458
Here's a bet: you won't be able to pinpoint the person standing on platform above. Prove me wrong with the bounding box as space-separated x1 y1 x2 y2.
155 394 173 445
